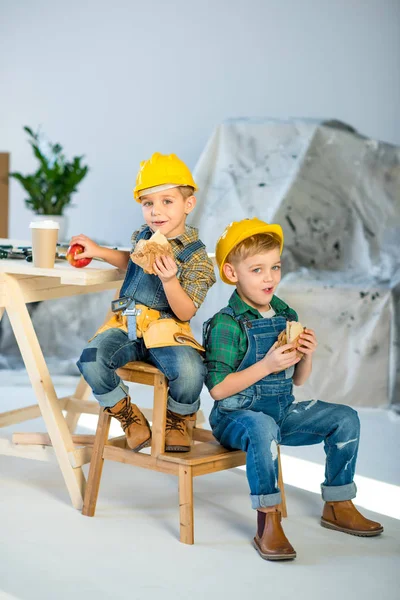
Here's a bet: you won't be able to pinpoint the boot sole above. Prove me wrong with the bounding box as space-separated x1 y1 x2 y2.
252 538 296 561
320 518 383 537
130 434 152 453
165 445 190 452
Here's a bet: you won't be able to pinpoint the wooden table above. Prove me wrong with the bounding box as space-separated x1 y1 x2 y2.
0 239 125 509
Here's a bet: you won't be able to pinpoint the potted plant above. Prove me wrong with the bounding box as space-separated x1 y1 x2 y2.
9 126 89 240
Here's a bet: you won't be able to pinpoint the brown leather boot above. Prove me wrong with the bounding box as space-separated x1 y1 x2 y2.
253 510 296 561
105 396 151 452
321 500 383 536
164 410 196 452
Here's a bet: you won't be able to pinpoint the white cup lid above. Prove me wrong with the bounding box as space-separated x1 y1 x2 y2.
29 220 60 229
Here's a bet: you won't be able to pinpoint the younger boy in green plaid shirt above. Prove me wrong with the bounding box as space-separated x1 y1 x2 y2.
203 218 383 561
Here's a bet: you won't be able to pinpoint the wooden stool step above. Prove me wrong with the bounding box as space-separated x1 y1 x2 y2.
82 361 288 544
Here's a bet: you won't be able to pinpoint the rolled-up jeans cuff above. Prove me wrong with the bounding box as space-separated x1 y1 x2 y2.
94 382 130 408
251 491 282 509
321 482 357 502
167 395 200 416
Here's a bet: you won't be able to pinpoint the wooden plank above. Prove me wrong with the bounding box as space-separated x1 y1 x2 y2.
0 404 42 428
122 361 161 375
82 410 111 516
195 410 205 426
0 437 56 463
0 153 9 238
12 432 96 446
193 454 247 477
19 278 122 303
69 445 93 468
160 441 241 465
102 445 178 475
13 431 126 448
117 369 155 386
151 372 168 457
61 397 100 415
0 258 125 287
179 465 194 544
4 273 86 509
277 446 287 518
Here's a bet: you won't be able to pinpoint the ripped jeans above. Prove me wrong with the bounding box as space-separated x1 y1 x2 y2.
209 398 360 509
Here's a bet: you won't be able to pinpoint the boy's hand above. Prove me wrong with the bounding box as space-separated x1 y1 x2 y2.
153 255 178 283
68 234 101 260
297 328 318 358
261 342 302 374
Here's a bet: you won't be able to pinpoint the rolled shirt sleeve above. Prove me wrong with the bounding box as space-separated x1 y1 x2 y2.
179 253 216 309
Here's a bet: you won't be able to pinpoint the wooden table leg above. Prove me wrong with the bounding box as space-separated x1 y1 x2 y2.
4 274 86 509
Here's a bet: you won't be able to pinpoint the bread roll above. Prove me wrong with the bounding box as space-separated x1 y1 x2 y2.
130 230 174 275
276 321 305 359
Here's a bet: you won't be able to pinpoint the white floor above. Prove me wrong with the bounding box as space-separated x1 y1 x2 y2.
0 372 399 600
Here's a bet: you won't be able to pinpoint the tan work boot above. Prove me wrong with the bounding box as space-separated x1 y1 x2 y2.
253 510 296 561
321 500 383 536
164 409 196 452
105 396 151 452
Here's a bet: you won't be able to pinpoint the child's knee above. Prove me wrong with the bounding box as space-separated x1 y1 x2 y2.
243 412 280 447
342 405 360 435
334 405 360 438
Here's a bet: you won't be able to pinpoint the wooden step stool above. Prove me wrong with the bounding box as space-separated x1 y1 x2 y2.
82 361 287 544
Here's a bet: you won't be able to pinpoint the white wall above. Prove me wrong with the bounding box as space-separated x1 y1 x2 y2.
1 0 399 245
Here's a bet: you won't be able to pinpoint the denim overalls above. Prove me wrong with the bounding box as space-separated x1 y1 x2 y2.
77 226 206 414
205 308 360 509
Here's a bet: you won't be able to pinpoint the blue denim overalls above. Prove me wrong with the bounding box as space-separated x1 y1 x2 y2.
205 308 360 509
77 226 206 413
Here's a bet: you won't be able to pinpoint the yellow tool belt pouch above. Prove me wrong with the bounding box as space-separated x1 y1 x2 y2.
91 304 204 352
141 317 204 352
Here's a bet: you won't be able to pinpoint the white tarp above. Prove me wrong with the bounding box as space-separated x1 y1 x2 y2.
189 118 400 409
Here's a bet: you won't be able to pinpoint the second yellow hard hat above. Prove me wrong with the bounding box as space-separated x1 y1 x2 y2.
215 218 284 284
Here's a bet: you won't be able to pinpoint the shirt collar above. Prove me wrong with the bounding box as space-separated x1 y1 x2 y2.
228 289 290 317
171 225 199 247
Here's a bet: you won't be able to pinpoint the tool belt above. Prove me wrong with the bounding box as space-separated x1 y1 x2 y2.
92 304 204 352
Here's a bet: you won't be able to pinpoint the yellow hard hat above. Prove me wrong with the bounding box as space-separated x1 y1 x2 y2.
215 218 284 284
134 152 198 201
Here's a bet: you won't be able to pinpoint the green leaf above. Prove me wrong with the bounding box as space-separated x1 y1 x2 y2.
11 126 89 215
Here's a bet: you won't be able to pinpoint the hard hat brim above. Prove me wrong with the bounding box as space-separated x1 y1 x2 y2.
219 223 284 284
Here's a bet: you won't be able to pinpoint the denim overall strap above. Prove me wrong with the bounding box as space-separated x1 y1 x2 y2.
120 230 205 339
119 226 152 299
119 227 153 339
210 307 295 421
176 239 205 262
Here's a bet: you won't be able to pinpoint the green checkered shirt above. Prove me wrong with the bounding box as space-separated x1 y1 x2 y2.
204 290 298 390
131 225 216 309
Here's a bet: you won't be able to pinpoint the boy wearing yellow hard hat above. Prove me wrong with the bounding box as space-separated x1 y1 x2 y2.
72 153 215 452
203 218 383 560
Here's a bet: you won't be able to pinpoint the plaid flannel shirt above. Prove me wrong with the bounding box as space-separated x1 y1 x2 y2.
131 224 216 309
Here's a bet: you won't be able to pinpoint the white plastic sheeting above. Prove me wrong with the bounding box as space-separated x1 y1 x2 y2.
189 118 400 409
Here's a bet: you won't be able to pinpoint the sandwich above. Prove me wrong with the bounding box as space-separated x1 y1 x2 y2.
276 321 305 359
130 230 174 275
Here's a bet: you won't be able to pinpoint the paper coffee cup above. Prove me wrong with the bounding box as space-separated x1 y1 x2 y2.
29 220 60 268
